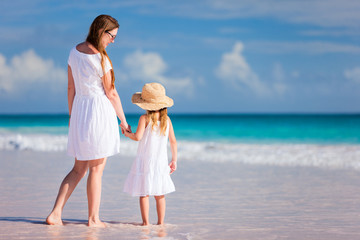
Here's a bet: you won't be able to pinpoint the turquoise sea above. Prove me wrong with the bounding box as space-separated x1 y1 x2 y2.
1 114 360 170
0 113 359 144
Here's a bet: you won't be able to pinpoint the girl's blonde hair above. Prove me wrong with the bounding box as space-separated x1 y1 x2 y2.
86 15 119 88
146 108 168 136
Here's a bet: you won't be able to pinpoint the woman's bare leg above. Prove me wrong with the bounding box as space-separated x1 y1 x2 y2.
139 196 150 226
87 158 107 227
154 195 166 225
46 159 89 225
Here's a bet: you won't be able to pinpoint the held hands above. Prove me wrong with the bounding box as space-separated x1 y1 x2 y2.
169 160 177 174
124 128 132 138
120 122 132 135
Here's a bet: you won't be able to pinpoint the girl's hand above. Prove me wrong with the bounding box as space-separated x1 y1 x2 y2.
120 122 131 134
124 130 131 138
169 161 177 174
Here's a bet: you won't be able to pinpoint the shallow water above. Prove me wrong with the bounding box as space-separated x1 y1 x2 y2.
1 151 360 239
1 135 360 172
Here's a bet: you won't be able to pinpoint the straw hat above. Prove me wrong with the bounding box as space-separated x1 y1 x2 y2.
131 82 174 111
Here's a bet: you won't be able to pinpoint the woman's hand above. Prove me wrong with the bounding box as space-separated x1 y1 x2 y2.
169 160 177 174
126 124 131 133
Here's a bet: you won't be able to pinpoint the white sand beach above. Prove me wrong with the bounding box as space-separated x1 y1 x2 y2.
1 149 360 239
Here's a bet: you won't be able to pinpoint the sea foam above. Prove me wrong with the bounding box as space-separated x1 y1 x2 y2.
1 134 360 171
177 141 360 170
0 134 68 152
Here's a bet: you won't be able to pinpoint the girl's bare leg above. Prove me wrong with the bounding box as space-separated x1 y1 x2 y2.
139 196 150 225
87 158 107 227
46 159 89 225
155 195 165 225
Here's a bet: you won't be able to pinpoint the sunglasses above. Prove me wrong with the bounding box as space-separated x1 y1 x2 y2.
105 31 116 40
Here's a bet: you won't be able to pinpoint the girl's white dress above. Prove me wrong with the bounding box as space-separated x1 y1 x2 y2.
123 119 175 196
67 47 120 160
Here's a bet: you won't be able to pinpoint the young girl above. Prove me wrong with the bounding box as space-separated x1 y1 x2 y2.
123 82 177 226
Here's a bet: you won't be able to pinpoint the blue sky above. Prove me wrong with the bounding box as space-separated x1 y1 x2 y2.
1 0 360 114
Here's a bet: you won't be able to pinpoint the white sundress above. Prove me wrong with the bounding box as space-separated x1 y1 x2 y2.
123 119 175 197
67 47 120 160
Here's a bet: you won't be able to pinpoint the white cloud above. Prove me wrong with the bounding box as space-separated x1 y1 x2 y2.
102 0 360 29
300 29 360 37
0 55 12 92
3 1 360 30
246 41 360 55
0 49 66 93
215 43 291 96
215 41 269 96
209 0 360 27
197 0 360 28
344 67 360 83
123 49 193 96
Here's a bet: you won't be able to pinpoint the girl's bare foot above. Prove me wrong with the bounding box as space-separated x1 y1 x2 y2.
141 221 149 226
88 219 106 228
46 212 63 226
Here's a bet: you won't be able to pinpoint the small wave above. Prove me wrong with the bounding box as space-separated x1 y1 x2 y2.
177 141 360 170
0 134 68 151
1 134 360 171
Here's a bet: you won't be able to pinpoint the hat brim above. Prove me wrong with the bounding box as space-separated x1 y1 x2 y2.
132 92 174 111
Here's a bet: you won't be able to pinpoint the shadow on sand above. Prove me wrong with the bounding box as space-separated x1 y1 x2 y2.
0 216 142 227
0 216 45 225
0 217 91 225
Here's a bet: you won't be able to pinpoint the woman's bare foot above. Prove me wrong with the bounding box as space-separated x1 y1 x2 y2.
88 219 106 228
141 221 149 226
46 212 63 225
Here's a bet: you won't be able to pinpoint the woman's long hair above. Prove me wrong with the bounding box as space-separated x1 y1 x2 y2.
86 15 119 88
146 108 168 136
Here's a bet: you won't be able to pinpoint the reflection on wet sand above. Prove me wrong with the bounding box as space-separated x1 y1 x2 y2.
47 225 64 240
86 227 99 240
140 225 168 239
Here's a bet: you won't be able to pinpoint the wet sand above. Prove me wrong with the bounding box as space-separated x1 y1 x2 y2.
1 150 360 239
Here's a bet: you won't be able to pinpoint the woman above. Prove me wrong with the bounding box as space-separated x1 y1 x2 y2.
46 15 129 227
